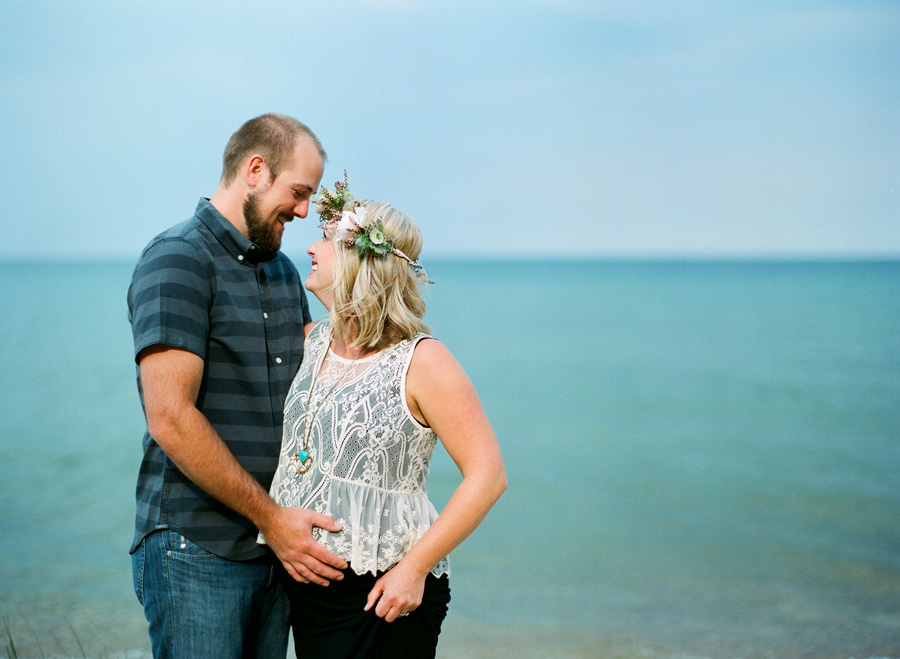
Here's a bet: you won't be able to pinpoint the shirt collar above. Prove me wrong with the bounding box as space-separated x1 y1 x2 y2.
194 198 265 266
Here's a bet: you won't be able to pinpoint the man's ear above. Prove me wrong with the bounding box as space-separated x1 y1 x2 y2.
244 155 270 189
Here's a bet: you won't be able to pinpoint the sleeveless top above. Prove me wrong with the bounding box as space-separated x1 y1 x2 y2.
262 321 450 577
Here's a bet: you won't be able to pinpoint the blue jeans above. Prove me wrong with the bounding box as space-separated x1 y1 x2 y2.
131 529 290 659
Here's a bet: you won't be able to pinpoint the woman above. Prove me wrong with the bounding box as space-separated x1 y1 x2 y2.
263 174 507 658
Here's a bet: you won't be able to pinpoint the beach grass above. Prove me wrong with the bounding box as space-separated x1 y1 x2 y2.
0 610 106 659
2 613 18 659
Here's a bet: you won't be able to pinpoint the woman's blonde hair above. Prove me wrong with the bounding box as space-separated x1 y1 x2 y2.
329 200 430 350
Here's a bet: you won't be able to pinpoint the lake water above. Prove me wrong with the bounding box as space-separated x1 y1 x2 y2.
0 259 897 658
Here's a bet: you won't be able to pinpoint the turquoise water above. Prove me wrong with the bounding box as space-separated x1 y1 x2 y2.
0 260 897 658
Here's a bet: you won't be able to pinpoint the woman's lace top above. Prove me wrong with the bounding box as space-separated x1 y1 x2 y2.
262 321 450 577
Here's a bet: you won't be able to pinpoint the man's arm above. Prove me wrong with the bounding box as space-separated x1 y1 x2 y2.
139 344 347 584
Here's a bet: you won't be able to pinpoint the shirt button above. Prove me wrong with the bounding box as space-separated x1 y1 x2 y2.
275 357 283 364
263 312 269 319
237 255 244 261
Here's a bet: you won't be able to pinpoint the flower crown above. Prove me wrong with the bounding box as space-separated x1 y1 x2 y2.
315 172 432 283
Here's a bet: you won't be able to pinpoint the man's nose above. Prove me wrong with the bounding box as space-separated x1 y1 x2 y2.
294 200 310 219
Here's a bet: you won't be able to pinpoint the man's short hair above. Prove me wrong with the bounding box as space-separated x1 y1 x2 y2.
220 114 326 185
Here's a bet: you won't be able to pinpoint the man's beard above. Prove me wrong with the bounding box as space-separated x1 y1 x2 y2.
243 192 282 261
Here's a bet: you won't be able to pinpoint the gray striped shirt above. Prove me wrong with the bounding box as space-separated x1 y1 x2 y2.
128 198 312 560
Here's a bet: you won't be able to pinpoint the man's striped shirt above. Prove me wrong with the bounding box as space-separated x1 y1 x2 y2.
127 198 312 560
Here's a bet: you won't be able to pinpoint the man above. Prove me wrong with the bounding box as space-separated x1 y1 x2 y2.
127 114 347 657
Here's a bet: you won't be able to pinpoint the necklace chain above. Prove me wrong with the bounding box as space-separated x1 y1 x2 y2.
292 340 363 475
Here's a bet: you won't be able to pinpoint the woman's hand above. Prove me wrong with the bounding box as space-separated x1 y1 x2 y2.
364 560 428 623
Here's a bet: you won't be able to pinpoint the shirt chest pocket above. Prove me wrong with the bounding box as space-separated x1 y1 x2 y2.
271 305 305 373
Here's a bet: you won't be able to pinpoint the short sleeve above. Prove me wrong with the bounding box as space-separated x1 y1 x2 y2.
127 238 212 363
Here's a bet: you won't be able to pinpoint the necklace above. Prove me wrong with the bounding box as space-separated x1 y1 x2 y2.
292 339 363 475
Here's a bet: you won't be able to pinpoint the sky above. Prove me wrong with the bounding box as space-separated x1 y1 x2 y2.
0 0 897 260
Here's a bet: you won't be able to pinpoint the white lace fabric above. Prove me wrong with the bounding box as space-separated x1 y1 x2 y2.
261 322 450 578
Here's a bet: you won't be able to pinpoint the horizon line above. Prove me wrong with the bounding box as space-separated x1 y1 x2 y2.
2 253 899 266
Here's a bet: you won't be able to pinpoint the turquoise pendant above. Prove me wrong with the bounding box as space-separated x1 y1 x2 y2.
292 449 313 475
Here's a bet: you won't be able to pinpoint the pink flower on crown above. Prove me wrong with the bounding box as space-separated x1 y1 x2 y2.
335 209 365 243
352 205 373 228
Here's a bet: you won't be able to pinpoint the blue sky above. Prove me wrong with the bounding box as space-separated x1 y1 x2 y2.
1 0 897 259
